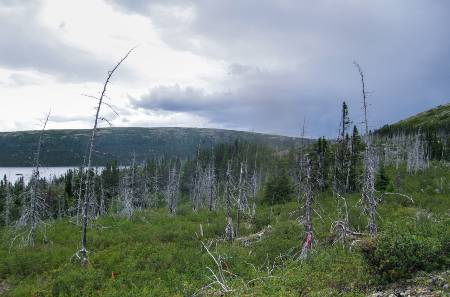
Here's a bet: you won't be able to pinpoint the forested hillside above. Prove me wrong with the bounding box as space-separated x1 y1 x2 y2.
376 103 450 135
375 103 450 162
0 127 304 166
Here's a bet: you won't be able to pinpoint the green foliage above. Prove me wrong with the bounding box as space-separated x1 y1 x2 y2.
376 103 450 161
361 220 449 283
0 155 448 296
375 162 390 191
251 247 369 296
262 170 295 205
377 103 450 135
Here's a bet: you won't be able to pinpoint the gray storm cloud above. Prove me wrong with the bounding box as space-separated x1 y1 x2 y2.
112 0 450 137
2 0 449 136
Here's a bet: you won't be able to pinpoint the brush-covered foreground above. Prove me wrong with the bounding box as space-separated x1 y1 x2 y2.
0 165 449 296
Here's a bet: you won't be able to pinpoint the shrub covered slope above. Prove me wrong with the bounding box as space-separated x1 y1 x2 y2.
0 163 448 296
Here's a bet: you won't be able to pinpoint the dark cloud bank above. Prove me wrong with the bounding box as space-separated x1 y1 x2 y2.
2 0 449 137
113 0 450 137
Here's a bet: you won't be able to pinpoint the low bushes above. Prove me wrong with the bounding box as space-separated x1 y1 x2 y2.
360 219 448 283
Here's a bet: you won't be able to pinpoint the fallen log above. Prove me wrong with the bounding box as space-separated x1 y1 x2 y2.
234 225 272 246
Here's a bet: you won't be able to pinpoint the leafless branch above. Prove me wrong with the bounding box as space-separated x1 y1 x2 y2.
78 47 134 265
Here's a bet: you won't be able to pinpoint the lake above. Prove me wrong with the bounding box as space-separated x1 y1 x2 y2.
0 167 104 183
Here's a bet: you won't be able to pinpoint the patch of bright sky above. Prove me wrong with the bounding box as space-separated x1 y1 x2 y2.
0 0 227 131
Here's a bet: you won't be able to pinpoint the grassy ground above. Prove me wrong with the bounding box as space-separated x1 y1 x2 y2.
0 164 449 296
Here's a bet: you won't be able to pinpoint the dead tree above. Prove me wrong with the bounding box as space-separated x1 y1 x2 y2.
299 158 314 259
17 111 50 247
98 175 106 217
362 140 377 237
142 170 151 209
354 62 369 135
118 167 134 219
354 61 378 237
78 48 133 265
166 158 181 215
296 118 306 203
407 133 428 174
192 144 202 212
206 159 217 211
236 162 243 237
3 181 12 226
151 161 160 208
225 161 234 242
249 164 259 219
76 165 85 224
191 147 217 212
249 150 258 199
199 241 233 294
118 154 142 217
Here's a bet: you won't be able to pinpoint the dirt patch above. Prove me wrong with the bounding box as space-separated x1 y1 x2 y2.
369 271 449 297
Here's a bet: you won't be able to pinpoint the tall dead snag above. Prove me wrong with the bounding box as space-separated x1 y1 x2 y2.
3 181 12 226
98 175 106 217
206 157 217 211
354 61 377 237
17 111 50 247
166 158 181 215
300 158 314 259
78 48 133 265
118 155 137 219
151 160 160 208
362 140 377 237
296 118 306 203
236 162 244 237
76 163 85 225
249 166 259 219
225 161 234 242
191 144 203 212
354 62 369 135
119 172 134 219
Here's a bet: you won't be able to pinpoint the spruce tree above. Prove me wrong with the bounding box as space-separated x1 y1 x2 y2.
335 101 352 193
376 161 390 192
349 125 364 191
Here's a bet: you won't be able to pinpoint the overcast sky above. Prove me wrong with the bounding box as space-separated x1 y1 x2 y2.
0 0 449 137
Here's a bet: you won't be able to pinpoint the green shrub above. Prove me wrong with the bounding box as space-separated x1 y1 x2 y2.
361 224 447 283
262 170 295 205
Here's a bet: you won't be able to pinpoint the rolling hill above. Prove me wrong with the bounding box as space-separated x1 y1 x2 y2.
376 103 450 135
0 127 306 166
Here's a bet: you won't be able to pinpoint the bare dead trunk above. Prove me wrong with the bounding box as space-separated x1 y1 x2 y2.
236 162 244 238
354 61 378 238
79 48 133 265
363 143 377 237
25 111 50 247
300 159 314 259
225 161 234 242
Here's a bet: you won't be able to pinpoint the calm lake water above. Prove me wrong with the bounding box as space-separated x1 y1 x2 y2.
0 167 104 183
